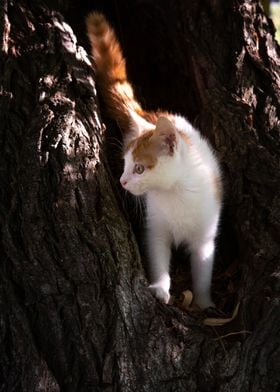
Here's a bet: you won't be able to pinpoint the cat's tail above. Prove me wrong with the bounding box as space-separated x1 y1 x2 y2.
86 12 153 137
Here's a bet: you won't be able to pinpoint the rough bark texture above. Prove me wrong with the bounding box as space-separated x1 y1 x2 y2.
0 0 279 391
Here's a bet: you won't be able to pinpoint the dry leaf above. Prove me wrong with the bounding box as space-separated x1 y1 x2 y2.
180 290 193 310
203 302 240 326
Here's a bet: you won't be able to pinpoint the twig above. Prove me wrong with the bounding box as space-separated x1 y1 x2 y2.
213 330 252 341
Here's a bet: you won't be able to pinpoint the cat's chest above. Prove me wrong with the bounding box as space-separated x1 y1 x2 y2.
147 191 201 242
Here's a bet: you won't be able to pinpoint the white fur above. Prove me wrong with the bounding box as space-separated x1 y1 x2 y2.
120 115 222 309
128 108 152 135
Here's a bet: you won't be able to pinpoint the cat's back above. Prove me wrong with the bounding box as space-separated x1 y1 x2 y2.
173 114 221 178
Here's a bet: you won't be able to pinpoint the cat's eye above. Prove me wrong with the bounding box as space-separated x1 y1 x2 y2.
134 163 145 174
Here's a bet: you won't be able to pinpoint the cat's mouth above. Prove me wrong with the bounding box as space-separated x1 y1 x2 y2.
125 186 145 196
121 182 145 196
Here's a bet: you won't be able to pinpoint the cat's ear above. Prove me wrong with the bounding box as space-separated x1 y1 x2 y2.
123 109 153 148
155 116 177 156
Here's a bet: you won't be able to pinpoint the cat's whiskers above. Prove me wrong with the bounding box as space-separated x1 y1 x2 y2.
107 136 123 152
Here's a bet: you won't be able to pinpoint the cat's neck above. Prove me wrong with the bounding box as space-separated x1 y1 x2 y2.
146 134 214 197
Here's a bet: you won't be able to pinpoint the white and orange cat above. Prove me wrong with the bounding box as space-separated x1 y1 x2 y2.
87 13 222 309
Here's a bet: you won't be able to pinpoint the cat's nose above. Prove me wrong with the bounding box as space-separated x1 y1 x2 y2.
120 178 128 187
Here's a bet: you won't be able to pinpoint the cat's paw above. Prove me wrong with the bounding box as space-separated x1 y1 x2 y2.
148 284 170 304
195 295 215 310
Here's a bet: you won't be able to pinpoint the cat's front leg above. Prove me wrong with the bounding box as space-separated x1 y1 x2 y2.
190 240 216 309
147 224 171 304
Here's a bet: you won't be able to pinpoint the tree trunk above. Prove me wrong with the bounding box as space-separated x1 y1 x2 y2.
1 0 280 391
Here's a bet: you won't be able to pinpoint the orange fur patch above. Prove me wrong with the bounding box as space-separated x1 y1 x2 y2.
86 12 126 81
87 13 133 131
131 130 159 169
139 110 172 125
87 14 175 141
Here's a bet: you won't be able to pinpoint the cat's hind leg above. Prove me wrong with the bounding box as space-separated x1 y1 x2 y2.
190 239 216 309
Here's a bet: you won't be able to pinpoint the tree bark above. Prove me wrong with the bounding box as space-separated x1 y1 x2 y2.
0 1 280 391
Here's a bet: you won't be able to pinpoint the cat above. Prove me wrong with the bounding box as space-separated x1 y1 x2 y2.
86 12 222 309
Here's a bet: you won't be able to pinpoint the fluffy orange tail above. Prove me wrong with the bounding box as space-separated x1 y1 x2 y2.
86 12 153 136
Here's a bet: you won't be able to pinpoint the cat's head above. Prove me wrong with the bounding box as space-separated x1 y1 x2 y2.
120 116 180 195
